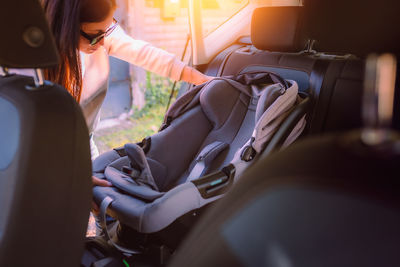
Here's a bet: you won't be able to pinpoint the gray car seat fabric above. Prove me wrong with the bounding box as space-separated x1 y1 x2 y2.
93 73 305 234
230 80 305 178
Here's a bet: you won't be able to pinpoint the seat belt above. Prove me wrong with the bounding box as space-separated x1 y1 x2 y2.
186 141 229 181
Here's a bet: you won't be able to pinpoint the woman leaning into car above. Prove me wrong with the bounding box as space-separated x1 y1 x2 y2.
41 0 211 155
40 0 213 202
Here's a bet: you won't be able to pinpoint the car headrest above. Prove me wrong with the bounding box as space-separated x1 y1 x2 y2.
303 0 400 57
251 6 304 52
0 0 59 68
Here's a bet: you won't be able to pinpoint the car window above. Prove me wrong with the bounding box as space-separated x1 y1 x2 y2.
201 0 249 37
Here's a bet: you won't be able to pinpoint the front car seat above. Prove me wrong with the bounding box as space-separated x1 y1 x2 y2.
0 1 92 266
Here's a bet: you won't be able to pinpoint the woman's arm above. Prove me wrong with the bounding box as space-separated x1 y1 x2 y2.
105 26 212 85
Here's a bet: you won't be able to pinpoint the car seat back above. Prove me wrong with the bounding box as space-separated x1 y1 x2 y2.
0 1 92 266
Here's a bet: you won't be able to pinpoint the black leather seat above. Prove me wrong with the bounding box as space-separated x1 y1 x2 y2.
0 1 92 266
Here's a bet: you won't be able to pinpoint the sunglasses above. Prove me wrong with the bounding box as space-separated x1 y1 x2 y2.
80 18 118 46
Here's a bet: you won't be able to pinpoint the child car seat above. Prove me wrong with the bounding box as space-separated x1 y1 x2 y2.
92 71 307 253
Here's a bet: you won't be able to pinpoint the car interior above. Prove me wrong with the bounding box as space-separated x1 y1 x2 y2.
0 0 399 266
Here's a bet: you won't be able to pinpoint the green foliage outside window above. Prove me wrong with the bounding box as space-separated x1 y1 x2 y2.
94 72 179 153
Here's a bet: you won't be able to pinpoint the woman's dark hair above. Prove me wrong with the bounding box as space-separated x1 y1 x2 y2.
41 0 116 102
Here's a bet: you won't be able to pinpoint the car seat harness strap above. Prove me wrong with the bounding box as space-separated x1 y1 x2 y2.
187 141 229 181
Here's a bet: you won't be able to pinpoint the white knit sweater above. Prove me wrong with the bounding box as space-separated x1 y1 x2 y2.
80 25 187 133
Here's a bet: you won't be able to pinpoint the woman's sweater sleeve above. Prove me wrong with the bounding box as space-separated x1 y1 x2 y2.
105 25 186 81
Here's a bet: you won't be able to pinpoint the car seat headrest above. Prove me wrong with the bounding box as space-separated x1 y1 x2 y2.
303 0 400 57
0 0 59 68
251 6 304 52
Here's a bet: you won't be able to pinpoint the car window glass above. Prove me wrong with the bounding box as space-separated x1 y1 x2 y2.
201 0 249 37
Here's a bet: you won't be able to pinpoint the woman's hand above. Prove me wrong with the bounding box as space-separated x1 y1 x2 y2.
92 175 112 187
181 66 214 85
199 74 214 84
91 176 112 216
